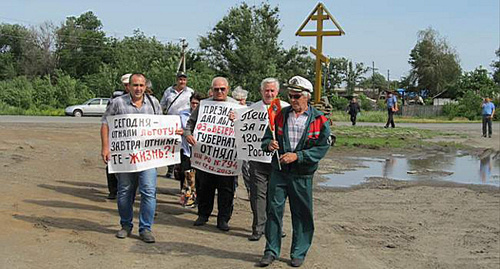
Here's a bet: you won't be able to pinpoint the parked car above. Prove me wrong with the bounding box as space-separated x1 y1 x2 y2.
65 98 110 117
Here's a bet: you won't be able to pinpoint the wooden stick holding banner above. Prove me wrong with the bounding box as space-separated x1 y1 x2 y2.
267 98 282 171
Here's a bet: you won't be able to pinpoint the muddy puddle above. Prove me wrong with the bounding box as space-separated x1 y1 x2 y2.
322 151 500 188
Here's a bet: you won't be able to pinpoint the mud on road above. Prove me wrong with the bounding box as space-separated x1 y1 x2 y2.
0 121 498 269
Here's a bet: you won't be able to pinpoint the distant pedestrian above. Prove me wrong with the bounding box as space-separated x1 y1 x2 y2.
346 97 361 126
481 97 495 138
384 91 398 128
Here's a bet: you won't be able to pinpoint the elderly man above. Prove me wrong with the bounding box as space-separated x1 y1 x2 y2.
160 71 194 178
247 78 289 241
259 76 330 267
184 77 238 231
101 73 162 243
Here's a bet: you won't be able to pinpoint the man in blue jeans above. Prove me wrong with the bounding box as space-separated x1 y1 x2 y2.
100 73 162 243
481 97 496 138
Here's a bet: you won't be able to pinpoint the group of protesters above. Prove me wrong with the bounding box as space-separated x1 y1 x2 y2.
100 72 331 267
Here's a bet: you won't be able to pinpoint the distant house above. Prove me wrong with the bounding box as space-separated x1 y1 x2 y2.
433 98 457 106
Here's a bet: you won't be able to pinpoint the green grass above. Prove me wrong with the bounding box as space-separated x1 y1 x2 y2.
329 111 480 123
0 103 64 116
332 125 452 149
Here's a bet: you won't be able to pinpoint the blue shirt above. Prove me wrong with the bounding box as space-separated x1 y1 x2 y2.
482 102 495 115
387 95 397 109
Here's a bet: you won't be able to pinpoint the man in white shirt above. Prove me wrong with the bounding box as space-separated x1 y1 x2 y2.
160 71 194 178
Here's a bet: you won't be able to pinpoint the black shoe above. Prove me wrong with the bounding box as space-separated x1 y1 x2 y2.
290 258 304 267
248 232 263 241
384 126 388 128
482 134 487 138
106 193 117 200
282 231 286 238
488 135 492 138
193 216 208 226
259 254 275 267
217 220 230 232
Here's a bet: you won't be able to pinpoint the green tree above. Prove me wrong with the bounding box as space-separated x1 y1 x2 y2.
199 3 281 93
0 24 31 79
409 28 462 97
56 11 112 78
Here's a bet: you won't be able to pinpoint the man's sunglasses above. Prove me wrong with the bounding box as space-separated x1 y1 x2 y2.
213 87 226 92
288 94 303 100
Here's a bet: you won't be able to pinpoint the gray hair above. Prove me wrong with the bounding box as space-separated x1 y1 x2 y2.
211 77 229 87
232 86 248 100
302 91 311 99
260 77 280 90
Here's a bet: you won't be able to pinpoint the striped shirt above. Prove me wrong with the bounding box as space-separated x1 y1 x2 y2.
101 93 162 124
287 108 310 151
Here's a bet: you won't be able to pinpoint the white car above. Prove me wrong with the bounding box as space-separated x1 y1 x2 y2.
65 98 110 117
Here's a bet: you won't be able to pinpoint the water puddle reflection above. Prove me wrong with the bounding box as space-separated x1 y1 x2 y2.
322 151 500 188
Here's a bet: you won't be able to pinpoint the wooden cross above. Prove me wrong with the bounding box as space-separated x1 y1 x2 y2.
295 2 345 103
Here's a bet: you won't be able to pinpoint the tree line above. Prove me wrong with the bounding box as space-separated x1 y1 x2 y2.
0 3 498 119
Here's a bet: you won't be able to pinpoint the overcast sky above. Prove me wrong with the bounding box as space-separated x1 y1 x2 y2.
1 0 498 80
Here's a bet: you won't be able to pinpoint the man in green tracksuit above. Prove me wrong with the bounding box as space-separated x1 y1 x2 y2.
258 76 331 268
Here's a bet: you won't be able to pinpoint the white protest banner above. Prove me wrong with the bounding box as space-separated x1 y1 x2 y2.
191 100 243 176
107 114 181 173
234 101 289 163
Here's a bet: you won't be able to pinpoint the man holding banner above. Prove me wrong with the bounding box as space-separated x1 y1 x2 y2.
258 76 330 268
184 77 240 231
234 78 288 241
101 73 164 243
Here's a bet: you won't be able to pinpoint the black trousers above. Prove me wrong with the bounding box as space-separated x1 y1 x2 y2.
349 113 357 125
106 165 118 195
196 170 235 223
385 108 395 128
482 115 493 136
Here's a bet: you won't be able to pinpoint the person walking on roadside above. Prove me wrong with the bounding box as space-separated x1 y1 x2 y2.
346 97 361 126
384 91 398 128
184 77 238 232
481 97 496 138
160 72 194 178
105 73 131 200
100 73 162 243
258 76 330 268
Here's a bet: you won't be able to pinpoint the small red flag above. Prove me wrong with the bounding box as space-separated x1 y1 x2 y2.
267 98 282 131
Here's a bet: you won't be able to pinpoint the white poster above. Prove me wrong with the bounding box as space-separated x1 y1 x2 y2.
191 100 243 176
107 114 181 173
234 101 289 163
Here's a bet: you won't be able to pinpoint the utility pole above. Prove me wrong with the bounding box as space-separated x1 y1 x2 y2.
176 38 188 73
368 61 378 98
387 69 390 92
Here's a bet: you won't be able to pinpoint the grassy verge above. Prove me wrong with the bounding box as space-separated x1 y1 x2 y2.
0 103 64 116
332 125 461 149
329 111 481 123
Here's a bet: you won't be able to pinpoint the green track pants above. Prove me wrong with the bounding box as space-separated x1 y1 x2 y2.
264 170 314 260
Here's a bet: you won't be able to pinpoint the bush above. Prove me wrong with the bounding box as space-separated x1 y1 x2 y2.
329 94 349 111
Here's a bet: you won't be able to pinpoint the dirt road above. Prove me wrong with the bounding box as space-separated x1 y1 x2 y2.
0 119 498 268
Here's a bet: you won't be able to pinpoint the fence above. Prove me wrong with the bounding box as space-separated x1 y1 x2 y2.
400 105 443 117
